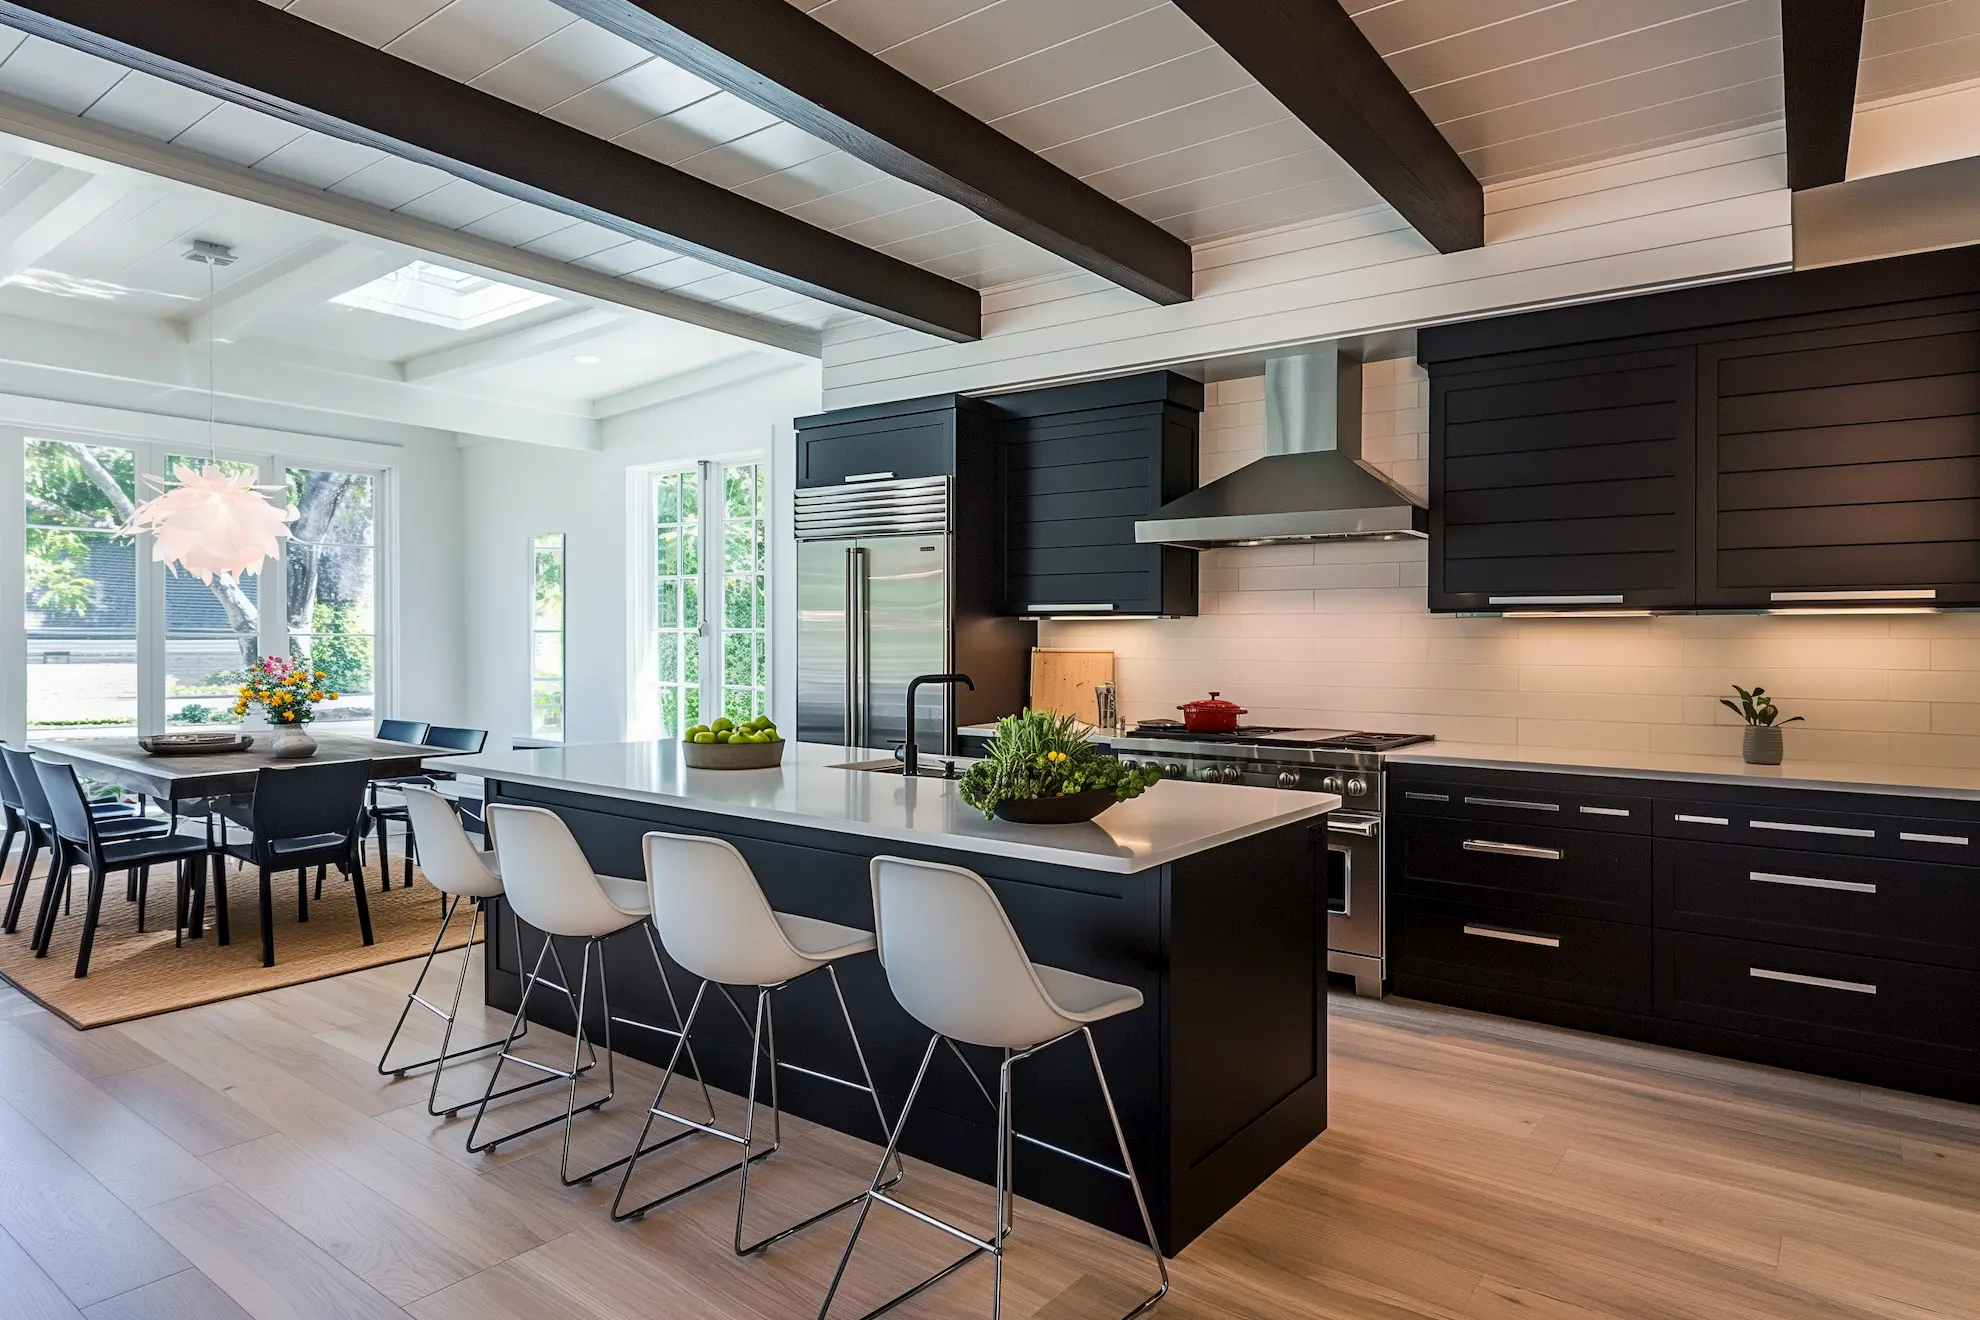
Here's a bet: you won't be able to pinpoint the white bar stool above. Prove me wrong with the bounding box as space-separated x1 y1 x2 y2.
465 804 711 1185
818 855 1168 1320
376 785 541 1117
613 831 901 1254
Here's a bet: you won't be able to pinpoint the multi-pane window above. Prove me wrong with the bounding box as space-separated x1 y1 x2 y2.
285 468 375 724
653 469 701 737
530 534 566 741
649 460 768 737
24 439 138 733
720 464 768 723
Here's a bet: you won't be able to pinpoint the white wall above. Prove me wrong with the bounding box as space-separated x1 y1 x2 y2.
461 362 821 748
1043 367 1980 771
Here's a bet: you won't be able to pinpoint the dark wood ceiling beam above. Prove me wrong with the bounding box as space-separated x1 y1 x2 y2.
1169 0 1481 253
548 0 1193 306
1781 0 1867 191
0 0 981 340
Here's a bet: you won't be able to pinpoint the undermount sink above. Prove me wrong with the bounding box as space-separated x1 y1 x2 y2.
830 758 966 780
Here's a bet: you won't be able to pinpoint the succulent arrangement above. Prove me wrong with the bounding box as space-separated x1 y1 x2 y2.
958 710 1161 820
1720 685 1803 728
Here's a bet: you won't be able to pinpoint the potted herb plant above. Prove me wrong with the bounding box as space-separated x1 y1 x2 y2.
959 710 1162 823
1721 685 1802 765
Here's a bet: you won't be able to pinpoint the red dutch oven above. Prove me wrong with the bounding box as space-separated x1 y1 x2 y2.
1177 691 1246 734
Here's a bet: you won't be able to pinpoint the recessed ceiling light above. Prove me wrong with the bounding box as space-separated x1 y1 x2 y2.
572 354 602 365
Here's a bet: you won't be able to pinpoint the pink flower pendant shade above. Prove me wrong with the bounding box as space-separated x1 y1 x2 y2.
125 462 298 584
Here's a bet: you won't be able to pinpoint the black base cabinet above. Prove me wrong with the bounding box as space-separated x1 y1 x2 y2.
1391 763 1980 1102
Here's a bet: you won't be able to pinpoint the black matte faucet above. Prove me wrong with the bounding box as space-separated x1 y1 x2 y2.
904 673 974 778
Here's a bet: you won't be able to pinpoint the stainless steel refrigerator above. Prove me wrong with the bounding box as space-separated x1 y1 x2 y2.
795 475 1030 754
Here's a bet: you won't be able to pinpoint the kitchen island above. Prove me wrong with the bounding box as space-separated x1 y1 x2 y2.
438 740 1338 1253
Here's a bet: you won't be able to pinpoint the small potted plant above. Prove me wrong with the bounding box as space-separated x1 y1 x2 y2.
1721 685 1802 765
235 656 338 759
959 710 1162 823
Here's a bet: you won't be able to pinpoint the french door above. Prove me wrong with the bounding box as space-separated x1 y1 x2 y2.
646 459 767 737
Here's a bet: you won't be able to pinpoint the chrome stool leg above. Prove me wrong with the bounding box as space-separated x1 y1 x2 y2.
463 936 608 1155
611 963 902 1254
818 1027 1169 1320
377 896 536 1116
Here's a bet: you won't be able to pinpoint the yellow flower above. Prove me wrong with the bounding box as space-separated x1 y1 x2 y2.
328 692 339 700
315 671 326 680
309 691 323 701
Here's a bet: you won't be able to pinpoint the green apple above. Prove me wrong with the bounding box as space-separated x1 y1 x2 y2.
692 731 716 743
711 717 734 733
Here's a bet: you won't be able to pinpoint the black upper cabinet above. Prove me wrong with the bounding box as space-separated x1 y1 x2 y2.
1697 312 1980 608
795 394 995 488
1421 247 1980 612
1429 348 1696 612
994 372 1202 617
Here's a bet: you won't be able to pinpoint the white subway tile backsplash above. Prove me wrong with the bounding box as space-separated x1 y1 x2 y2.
1036 362 1980 770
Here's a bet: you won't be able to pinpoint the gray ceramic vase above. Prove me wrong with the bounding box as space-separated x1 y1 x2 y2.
269 724 318 760
1742 725 1783 765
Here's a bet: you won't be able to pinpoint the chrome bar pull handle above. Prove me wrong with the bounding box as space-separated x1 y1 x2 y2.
1751 871 1877 894
1463 924 1561 948
1750 967 1877 995
1463 840 1563 861
1464 796 1560 812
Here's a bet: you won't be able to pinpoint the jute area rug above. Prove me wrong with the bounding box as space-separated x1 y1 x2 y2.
0 849 474 1029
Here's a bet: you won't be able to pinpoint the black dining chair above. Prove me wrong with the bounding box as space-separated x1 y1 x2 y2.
223 760 374 968
1 745 164 936
32 760 211 977
369 725 488 891
377 719 429 745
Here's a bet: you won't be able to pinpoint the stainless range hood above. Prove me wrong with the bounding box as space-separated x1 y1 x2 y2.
1135 346 1427 548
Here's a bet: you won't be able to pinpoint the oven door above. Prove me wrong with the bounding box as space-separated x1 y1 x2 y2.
1323 811 1382 960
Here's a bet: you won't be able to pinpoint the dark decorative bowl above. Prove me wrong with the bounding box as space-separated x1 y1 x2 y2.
682 738 785 770
992 789 1118 825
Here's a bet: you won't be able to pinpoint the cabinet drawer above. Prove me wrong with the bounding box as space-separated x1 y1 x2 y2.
1659 798 1980 865
1657 839 1980 968
1393 897 1652 1013
1394 816 1652 922
1658 931 1979 1072
1395 776 1651 835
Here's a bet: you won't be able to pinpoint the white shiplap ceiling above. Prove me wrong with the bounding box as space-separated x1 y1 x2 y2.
0 1 1975 358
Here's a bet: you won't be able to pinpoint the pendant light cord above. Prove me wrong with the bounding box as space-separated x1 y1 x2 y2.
207 254 217 464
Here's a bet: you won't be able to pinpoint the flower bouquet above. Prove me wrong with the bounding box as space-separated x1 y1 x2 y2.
236 656 338 758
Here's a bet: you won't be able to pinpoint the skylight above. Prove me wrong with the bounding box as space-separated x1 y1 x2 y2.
330 260 557 330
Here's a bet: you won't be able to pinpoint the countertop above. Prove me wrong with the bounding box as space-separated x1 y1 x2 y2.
1388 742 1980 803
435 740 1337 874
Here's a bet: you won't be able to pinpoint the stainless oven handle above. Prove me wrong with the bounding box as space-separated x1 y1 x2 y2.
1463 839 1563 860
1327 815 1379 837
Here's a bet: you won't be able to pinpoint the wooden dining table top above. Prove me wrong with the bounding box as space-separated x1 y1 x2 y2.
28 727 468 801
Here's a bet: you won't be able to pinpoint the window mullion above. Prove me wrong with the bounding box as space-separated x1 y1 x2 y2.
134 441 165 736
697 459 720 723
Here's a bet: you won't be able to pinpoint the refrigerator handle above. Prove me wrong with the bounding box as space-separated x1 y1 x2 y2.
843 546 857 745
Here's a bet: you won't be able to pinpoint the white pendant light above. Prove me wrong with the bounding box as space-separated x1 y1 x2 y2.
124 240 297 583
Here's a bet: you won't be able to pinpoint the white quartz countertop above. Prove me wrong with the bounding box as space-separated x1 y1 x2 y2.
435 740 1337 873
1389 743 1980 802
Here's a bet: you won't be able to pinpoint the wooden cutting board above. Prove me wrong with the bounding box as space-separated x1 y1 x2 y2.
1029 649 1115 723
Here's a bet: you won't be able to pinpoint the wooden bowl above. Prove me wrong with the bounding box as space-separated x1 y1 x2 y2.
681 738 786 770
992 789 1117 824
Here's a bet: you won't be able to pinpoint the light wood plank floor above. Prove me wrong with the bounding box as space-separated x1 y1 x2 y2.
0 950 1974 1319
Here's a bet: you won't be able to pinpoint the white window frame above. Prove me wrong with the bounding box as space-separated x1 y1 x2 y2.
627 453 768 740
528 532 566 744
7 423 393 741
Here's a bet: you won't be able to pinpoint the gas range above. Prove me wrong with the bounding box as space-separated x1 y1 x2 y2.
1107 721 1433 1000
1111 722 1434 783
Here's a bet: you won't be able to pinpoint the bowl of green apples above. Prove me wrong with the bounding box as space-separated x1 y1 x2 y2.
680 714 786 769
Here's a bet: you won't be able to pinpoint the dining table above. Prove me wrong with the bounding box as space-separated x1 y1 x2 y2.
28 727 471 942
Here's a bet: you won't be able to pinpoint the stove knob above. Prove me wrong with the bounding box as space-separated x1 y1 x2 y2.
1345 776 1369 798
1221 765 1243 784
1321 774 1344 794
1119 759 1137 772
1277 771 1300 790
1163 763 1184 780
1197 765 1222 783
